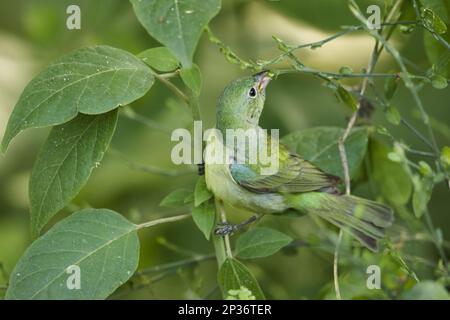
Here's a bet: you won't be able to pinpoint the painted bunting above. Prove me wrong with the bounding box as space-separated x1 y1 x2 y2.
205 71 393 251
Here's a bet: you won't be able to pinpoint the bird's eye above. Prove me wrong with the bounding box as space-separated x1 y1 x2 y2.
248 87 257 98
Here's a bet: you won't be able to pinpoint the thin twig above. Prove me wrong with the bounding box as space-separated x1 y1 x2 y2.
334 0 404 300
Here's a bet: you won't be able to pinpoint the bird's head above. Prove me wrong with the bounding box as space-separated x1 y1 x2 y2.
216 71 272 131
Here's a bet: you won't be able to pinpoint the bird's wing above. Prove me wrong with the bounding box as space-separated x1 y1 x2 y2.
230 142 340 194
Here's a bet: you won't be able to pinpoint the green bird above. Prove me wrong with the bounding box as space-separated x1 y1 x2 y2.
205 71 394 251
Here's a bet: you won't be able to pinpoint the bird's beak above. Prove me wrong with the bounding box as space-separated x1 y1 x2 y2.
254 70 272 93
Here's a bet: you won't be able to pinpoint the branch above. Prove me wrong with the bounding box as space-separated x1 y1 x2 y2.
108 148 196 177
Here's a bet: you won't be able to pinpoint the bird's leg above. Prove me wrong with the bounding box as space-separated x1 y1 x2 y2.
215 214 262 236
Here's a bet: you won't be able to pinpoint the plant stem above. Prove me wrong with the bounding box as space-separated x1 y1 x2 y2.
108 147 195 177
333 0 404 300
136 213 190 230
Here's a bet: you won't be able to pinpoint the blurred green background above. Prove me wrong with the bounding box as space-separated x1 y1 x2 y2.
0 0 449 299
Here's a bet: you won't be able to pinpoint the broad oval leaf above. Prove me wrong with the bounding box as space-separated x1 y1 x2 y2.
191 199 215 240
29 111 118 237
138 47 180 72
281 126 369 180
218 258 264 300
160 189 193 208
370 139 412 206
130 0 221 67
1 45 153 152
6 209 139 300
236 227 292 259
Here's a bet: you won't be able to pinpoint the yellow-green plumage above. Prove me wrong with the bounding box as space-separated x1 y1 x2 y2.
205 71 394 251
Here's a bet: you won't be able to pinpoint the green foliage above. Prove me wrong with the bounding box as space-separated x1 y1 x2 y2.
194 176 213 207
191 199 215 240
29 111 118 237
1 0 450 301
370 139 412 206
1 46 153 152
422 8 448 34
180 64 202 97
130 0 221 67
160 189 193 208
218 258 264 300
431 74 448 89
225 286 256 300
138 47 180 72
337 85 358 111
401 281 450 300
6 209 139 300
282 126 369 180
384 76 399 100
384 105 401 125
236 227 292 259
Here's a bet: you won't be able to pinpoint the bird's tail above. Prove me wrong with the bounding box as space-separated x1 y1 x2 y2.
286 192 394 251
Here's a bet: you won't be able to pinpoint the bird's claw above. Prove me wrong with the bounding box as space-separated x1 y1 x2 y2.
214 223 237 236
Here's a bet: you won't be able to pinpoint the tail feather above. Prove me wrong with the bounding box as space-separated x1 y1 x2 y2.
287 192 394 252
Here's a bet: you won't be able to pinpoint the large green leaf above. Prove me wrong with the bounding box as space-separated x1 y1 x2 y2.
29 111 118 237
6 209 139 300
1 45 153 152
281 126 369 179
370 139 412 206
130 0 221 67
191 199 215 240
236 227 292 259
218 258 264 300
